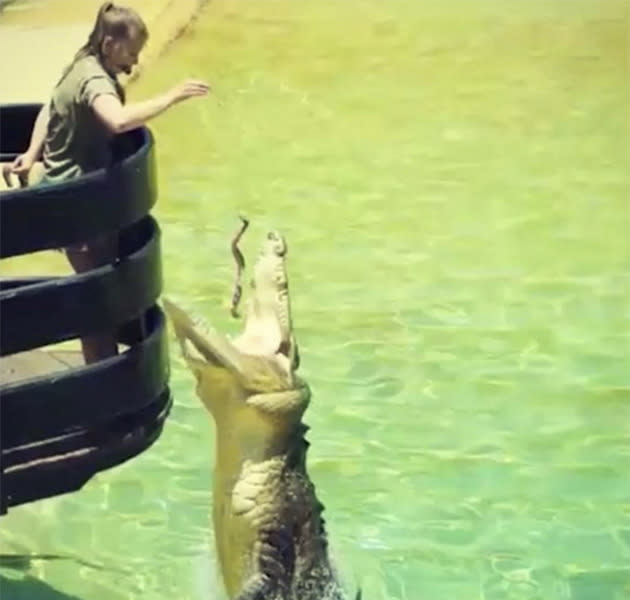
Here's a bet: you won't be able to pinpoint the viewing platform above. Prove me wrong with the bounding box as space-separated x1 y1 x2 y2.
0 103 172 515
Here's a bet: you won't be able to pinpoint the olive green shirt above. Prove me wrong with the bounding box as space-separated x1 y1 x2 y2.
43 55 123 182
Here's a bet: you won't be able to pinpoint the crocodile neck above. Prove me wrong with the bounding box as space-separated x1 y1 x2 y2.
212 411 303 490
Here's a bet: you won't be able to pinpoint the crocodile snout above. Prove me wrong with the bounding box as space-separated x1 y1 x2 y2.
264 231 287 257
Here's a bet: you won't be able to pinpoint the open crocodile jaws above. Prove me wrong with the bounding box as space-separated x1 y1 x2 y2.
163 230 356 600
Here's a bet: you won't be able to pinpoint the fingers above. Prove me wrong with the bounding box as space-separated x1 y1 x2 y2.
2 164 29 188
3 154 33 188
185 79 210 97
175 79 210 101
2 164 13 188
10 154 30 175
185 79 210 90
169 79 213 105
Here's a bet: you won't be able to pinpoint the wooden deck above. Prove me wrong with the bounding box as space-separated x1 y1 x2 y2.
0 349 84 385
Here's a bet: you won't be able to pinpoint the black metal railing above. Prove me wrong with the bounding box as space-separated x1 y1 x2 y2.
0 103 172 514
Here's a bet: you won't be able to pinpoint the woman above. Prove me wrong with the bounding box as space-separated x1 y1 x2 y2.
9 2 209 364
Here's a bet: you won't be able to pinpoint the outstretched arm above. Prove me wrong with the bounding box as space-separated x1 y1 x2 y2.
91 79 209 134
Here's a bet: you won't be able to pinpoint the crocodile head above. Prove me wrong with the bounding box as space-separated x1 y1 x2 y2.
163 229 307 434
232 230 299 374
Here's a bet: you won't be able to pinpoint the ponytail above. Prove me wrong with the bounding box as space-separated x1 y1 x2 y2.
59 2 147 87
75 2 117 63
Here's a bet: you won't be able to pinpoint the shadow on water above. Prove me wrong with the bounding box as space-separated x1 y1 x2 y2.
0 554 126 600
0 0 21 11
0 574 83 600
568 569 630 600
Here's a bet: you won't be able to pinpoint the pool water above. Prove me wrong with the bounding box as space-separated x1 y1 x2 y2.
1 1 629 599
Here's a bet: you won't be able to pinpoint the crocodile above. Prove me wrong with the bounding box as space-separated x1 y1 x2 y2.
162 229 359 600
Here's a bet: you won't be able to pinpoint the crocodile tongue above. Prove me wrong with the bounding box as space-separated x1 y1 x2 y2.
232 314 283 357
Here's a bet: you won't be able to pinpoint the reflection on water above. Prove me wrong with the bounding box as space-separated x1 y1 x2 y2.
1 0 629 599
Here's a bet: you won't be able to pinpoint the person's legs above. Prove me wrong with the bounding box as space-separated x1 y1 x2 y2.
66 236 119 364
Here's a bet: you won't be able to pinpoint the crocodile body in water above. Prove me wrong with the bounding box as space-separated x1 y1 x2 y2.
163 229 359 600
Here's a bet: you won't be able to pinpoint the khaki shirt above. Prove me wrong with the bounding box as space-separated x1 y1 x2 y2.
43 55 123 182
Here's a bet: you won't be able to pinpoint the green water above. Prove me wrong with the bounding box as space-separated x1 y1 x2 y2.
1 1 629 599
